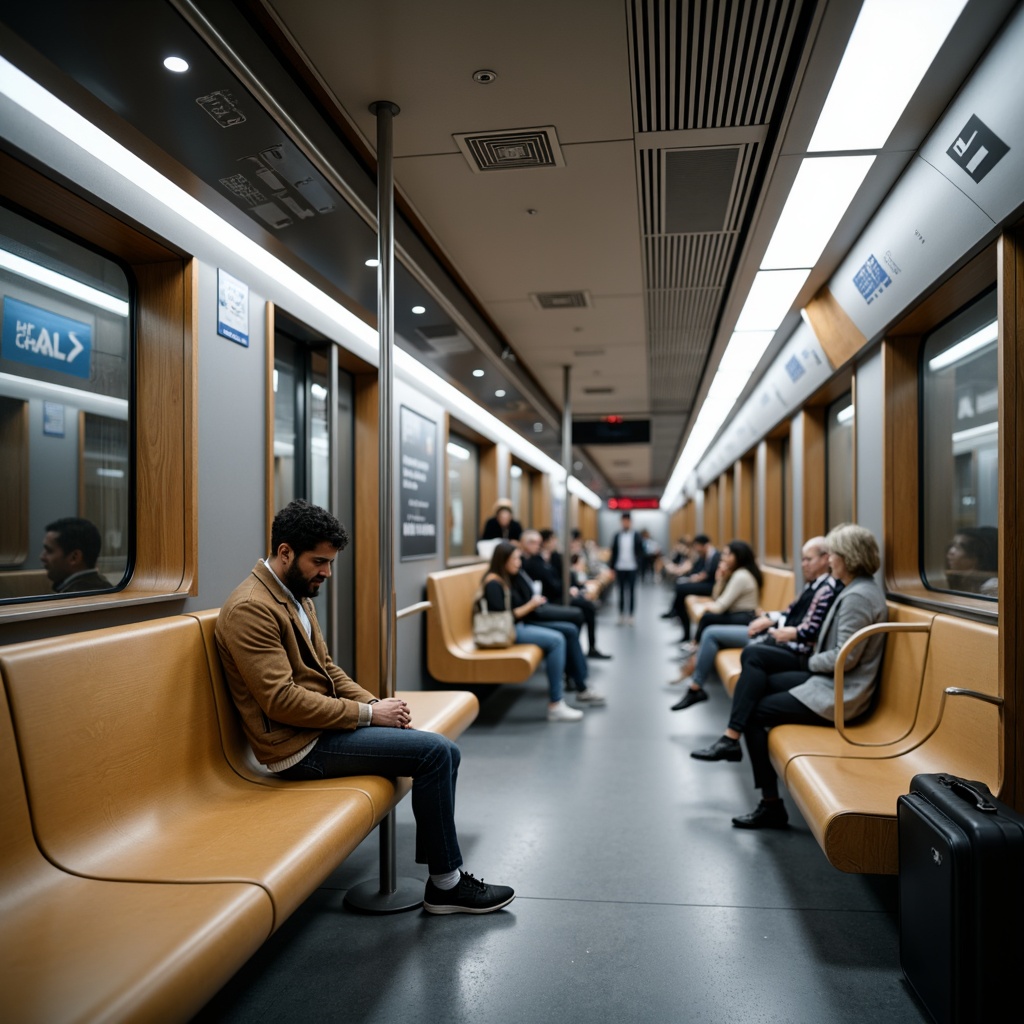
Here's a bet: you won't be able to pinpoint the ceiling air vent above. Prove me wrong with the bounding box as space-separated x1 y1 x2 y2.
583 387 615 394
454 126 565 173
530 290 591 310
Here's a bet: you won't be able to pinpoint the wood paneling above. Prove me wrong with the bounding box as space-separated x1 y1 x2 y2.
719 471 734 542
533 474 553 533
999 225 1024 809
479 444 499 535
577 502 597 541
798 407 826 540
804 285 868 369
703 482 719 543
763 437 784 565
353 374 380 693
0 398 29 567
736 456 755 549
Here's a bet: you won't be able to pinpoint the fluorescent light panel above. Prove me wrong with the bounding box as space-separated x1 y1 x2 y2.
809 0 968 152
734 270 810 332
446 441 471 461
928 321 998 371
0 248 129 316
760 156 875 269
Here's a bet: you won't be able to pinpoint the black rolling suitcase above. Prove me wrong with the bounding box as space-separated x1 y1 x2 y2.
898 773 1024 1024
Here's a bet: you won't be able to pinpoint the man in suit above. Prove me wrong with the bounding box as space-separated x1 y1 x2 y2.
662 534 720 641
40 517 112 593
520 529 611 660
216 499 514 915
610 512 646 625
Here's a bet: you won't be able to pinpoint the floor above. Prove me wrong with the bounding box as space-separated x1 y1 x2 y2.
193 580 931 1024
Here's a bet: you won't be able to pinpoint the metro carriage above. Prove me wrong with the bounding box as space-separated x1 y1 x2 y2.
0 1 1022 1021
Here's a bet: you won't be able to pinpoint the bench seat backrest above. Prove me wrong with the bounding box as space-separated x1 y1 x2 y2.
427 563 489 654
758 566 794 614
0 617 224 870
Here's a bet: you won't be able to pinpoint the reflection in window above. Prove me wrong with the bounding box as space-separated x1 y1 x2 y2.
0 205 130 601
826 394 854 528
921 291 998 599
447 435 479 559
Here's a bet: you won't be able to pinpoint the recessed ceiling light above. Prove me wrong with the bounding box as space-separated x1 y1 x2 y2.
163 56 189 73
494 389 506 397
533 422 543 432
411 305 426 314
365 258 379 267
472 369 485 377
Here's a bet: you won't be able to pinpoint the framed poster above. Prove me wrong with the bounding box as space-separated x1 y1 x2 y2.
399 405 438 560
217 268 249 346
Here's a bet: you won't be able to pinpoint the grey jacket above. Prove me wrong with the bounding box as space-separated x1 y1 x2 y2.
788 575 888 720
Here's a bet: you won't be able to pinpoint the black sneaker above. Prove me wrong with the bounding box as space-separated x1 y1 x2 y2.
690 735 743 762
423 872 515 915
670 686 708 711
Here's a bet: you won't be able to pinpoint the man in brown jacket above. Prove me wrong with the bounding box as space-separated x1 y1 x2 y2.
216 499 513 915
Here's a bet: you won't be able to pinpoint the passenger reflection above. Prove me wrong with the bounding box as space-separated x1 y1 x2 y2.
945 527 998 597
40 517 111 593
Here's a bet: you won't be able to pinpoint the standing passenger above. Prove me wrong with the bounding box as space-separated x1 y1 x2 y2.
610 512 645 625
216 500 514 914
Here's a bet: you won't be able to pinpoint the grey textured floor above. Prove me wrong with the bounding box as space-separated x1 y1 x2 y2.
194 581 930 1023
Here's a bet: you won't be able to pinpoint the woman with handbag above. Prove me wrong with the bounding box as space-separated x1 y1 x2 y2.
480 542 605 722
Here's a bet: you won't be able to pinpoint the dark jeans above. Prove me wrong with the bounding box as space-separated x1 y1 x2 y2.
279 727 462 874
617 569 638 615
743 692 828 799
671 580 714 639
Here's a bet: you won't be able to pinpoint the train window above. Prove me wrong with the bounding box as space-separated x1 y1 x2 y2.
826 393 854 527
0 204 130 602
921 291 998 599
447 433 479 559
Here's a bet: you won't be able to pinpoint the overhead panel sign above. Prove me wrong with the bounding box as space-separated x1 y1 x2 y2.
1 296 92 380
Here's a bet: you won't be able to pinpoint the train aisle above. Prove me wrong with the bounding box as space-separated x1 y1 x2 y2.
194 579 928 1024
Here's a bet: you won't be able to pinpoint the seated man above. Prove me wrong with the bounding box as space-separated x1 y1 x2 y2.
215 499 514 915
662 534 720 642
40 517 112 593
670 537 837 708
520 529 611 660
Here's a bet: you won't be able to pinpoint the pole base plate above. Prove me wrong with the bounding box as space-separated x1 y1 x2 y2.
343 876 424 914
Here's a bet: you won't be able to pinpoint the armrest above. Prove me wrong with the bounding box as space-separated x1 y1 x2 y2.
833 622 932 745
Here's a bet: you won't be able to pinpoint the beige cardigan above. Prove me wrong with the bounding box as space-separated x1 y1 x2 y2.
705 567 760 614
215 561 376 767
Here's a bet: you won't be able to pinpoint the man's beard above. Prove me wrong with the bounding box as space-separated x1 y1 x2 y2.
284 560 320 600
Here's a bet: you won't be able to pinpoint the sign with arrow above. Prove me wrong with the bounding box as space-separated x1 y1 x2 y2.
2 296 92 380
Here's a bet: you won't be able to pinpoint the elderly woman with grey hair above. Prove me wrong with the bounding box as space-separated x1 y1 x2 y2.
690 523 887 830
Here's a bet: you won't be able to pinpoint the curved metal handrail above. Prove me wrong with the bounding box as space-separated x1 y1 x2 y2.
833 622 932 745
396 600 431 621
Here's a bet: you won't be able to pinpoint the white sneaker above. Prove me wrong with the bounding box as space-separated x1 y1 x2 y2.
617 615 626 625
575 689 606 706
548 700 584 722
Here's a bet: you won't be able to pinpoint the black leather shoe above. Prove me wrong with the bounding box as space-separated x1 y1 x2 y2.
732 800 789 829
670 687 708 711
660 611 676 619
587 649 612 660
690 736 743 762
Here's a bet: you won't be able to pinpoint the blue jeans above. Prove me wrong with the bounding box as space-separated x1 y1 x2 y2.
279 727 462 874
691 624 753 685
516 620 589 701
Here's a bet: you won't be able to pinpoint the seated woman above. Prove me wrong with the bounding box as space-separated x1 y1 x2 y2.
676 540 761 666
482 542 604 723
689 523 887 830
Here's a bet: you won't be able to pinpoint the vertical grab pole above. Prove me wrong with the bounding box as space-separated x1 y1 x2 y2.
561 365 572 601
344 100 422 914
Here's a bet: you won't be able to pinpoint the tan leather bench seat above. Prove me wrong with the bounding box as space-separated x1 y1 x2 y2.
771 612 999 874
427 564 543 684
191 609 478 818
0 684 273 1024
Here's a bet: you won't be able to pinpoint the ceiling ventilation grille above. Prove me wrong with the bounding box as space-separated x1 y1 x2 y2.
628 0 803 132
454 126 565 173
531 290 591 310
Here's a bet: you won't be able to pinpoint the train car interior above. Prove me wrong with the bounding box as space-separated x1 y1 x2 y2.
1 1 1022 1021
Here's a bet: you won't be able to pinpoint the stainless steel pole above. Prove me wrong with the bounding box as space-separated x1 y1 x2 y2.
562 365 572 601
344 100 422 914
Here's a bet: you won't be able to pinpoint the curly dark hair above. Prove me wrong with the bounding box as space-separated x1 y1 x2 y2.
270 500 348 557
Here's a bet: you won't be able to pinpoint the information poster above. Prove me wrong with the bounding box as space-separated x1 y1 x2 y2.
217 268 249 346
399 406 438 560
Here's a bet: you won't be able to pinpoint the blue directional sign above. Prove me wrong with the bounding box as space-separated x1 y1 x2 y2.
2 296 92 380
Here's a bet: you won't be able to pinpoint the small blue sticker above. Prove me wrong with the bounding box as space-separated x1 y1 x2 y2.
853 255 892 305
785 355 805 383
2 296 92 379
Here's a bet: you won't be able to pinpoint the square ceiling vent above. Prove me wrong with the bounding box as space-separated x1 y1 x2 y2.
454 126 565 173
530 290 591 310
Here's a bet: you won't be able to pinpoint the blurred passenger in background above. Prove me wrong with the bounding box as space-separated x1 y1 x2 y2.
40 517 111 593
609 512 645 625
662 535 720 643
480 498 522 543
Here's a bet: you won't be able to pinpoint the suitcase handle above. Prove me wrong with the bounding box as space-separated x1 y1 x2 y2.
939 775 998 813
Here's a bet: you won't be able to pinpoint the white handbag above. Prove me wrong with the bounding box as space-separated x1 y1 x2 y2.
472 583 515 648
